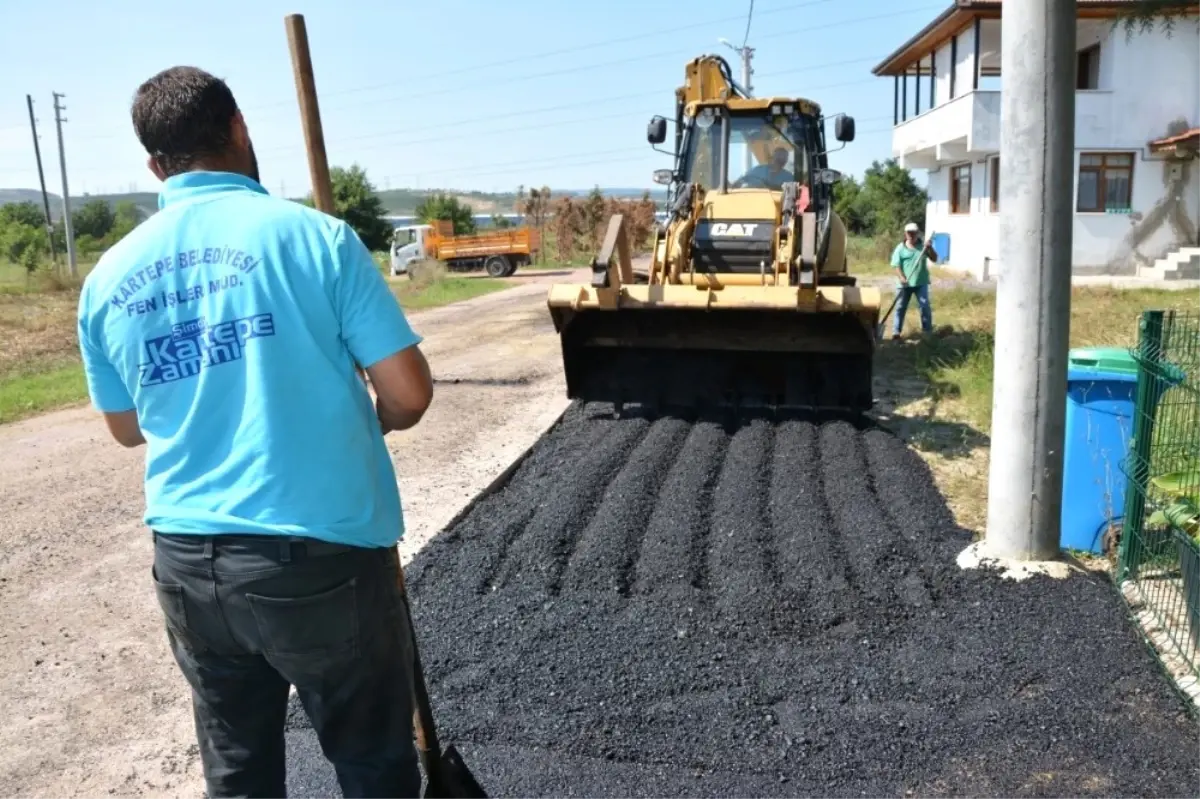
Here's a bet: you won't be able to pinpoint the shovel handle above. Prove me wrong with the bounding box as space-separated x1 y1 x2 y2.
394 557 445 782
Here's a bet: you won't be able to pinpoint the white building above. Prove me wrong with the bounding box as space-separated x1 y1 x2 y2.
871 0 1200 280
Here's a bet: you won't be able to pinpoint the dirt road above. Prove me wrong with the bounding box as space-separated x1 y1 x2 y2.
0 268 582 798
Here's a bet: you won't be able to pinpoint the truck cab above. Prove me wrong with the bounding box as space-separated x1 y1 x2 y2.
390 225 431 276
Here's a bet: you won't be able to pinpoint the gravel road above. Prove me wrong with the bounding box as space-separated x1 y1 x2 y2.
0 268 581 798
284 402 1200 797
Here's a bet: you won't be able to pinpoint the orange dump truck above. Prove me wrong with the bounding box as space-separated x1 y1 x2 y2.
390 220 541 278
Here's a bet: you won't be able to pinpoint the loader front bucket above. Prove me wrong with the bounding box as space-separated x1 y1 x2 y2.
547 283 882 414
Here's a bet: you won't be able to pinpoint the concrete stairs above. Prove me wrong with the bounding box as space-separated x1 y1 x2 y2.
1138 246 1200 280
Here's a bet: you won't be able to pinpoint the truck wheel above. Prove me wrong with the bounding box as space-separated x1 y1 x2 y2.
485 256 510 278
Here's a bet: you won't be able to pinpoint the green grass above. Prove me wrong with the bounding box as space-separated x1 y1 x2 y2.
882 286 1198 433
0 362 87 425
390 275 509 309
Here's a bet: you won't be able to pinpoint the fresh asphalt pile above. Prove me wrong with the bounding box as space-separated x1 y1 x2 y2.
286 402 1199 797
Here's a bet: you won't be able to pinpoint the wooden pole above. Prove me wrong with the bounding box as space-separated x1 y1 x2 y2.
285 14 369 388
284 14 334 213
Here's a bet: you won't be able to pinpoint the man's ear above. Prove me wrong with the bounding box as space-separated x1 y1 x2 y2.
230 111 249 149
147 156 167 182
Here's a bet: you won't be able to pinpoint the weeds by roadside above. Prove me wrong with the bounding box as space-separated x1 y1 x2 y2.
875 286 1198 532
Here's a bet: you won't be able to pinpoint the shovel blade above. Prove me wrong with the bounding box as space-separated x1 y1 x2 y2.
422 744 488 799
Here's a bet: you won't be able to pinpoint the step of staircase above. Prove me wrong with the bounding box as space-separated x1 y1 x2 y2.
1137 246 1200 280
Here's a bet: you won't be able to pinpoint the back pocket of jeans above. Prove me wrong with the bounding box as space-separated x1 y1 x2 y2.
151 571 191 637
246 578 359 659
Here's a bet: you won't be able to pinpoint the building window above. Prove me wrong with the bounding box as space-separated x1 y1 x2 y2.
989 157 1000 212
950 164 972 214
1077 152 1134 213
1076 44 1100 90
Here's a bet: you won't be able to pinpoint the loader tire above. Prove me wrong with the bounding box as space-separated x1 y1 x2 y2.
485 255 510 278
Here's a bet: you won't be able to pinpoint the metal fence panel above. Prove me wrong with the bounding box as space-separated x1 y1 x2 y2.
1117 309 1200 680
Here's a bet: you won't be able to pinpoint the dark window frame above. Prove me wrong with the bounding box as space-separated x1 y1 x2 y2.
1076 151 1134 213
989 156 1000 213
1076 43 1101 90
950 163 972 215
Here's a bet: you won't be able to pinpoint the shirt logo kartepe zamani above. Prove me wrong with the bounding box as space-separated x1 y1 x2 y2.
137 313 276 387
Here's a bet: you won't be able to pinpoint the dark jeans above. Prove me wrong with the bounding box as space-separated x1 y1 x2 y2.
893 283 933 336
151 532 421 799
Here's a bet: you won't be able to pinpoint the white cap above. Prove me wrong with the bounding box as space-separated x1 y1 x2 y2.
904 222 920 233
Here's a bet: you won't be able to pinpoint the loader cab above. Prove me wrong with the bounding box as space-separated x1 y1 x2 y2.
651 102 854 204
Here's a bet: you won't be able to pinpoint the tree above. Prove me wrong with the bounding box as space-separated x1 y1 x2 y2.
0 201 49 229
0 220 49 274
73 199 116 240
832 176 867 235
1114 0 1196 37
851 159 928 237
108 201 143 243
490 214 515 229
516 186 552 263
414 193 477 235
329 164 394 251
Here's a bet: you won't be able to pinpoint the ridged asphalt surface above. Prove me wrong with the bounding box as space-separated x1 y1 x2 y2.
285 402 1199 797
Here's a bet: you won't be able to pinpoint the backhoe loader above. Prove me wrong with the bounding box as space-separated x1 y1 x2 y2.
546 54 881 414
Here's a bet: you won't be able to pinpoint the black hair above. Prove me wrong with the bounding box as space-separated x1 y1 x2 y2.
131 66 239 176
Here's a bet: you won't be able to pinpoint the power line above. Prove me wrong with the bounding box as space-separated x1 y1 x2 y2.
66 2 939 143
259 56 889 157
243 0 843 113
291 4 942 120
378 123 894 185
743 0 756 49
346 74 883 155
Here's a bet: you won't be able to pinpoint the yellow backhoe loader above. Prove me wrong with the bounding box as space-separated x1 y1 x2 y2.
546 54 881 414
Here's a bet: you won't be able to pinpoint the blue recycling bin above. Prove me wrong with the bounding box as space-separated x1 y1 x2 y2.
929 232 950 264
1060 348 1141 553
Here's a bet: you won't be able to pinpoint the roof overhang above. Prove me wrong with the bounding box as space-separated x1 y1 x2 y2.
871 0 1198 76
1149 128 1200 155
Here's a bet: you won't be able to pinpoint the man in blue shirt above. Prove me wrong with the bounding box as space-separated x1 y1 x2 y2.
77 66 433 798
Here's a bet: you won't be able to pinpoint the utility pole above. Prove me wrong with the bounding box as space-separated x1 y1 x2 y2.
51 92 77 278
284 14 335 214
26 95 58 265
719 37 755 172
984 0 1076 561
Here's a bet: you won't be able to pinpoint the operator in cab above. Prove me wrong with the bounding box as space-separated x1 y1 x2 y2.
735 146 793 190
76 66 431 798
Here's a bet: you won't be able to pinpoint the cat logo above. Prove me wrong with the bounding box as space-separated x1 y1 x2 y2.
709 222 759 237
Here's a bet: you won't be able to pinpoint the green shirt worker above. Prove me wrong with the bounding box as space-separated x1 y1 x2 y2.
889 222 938 340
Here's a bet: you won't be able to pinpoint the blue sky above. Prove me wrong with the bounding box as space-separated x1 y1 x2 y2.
0 0 943 198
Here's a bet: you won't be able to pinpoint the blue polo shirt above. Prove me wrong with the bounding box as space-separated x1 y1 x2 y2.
76 171 421 548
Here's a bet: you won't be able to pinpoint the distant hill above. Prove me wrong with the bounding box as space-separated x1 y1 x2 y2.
0 188 159 221
0 185 666 219
376 187 664 215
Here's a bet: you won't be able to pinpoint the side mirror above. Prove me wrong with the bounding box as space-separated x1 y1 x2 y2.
652 169 673 186
819 168 842 185
647 115 668 145
834 115 856 143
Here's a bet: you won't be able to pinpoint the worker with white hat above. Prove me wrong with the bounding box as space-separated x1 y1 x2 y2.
889 222 938 340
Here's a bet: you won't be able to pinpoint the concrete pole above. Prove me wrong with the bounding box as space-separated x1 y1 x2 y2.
741 45 755 174
984 0 1076 561
51 93 77 278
